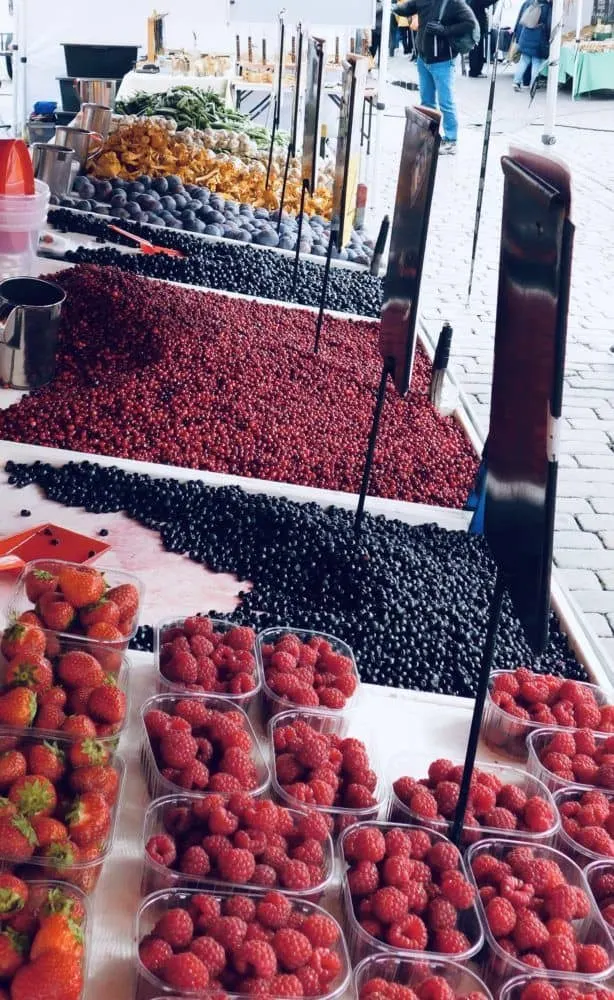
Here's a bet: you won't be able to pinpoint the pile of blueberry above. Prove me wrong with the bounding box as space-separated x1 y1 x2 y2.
56 174 374 263
48 207 383 317
5 459 586 698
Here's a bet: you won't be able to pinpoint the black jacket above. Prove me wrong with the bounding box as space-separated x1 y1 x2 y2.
393 0 479 62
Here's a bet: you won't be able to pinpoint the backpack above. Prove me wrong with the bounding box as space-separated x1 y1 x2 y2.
438 0 481 54
519 0 543 27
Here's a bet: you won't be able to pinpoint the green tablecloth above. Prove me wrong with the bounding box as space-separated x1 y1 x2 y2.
558 42 614 97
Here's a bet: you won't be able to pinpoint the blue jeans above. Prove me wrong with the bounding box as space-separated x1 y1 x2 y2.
513 52 543 85
416 57 458 142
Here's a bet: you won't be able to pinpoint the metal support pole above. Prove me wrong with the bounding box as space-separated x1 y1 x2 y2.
314 230 336 354
292 179 309 293
542 0 564 144
354 361 391 534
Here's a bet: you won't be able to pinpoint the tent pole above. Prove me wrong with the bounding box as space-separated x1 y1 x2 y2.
541 0 564 144
371 0 391 218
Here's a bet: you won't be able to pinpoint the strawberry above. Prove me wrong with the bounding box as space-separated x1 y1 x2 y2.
0 623 46 660
69 764 120 804
68 739 109 769
40 840 80 879
39 687 67 709
0 814 37 859
38 593 75 632
25 568 59 603
10 948 84 1000
35 704 66 733
58 565 105 609
9 774 57 818
43 887 86 925
79 598 120 629
86 622 124 643
27 742 66 783
0 874 28 920
0 688 37 728
31 816 69 849
66 844 103 894
67 688 95 716
60 715 97 740
0 798 16 819
57 651 104 690
87 679 126 724
105 583 139 620
0 926 26 979
66 791 111 848
31 913 84 960
17 611 43 628
5 654 53 695
0 750 27 789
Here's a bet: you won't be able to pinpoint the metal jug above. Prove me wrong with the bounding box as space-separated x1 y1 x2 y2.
80 103 113 140
31 144 78 197
0 277 66 390
54 126 104 170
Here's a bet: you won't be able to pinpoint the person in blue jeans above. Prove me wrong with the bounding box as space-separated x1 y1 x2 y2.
512 0 552 90
393 0 479 153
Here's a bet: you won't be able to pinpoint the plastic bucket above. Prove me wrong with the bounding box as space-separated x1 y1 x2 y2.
0 179 49 278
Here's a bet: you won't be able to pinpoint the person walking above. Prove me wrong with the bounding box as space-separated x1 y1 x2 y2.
512 0 552 90
468 0 496 75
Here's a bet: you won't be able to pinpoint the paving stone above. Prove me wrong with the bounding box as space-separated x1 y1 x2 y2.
578 515 614 532
554 550 614 569
554 532 602 550
558 569 603 591
574 591 614 614
582 613 613 638
591 499 614 514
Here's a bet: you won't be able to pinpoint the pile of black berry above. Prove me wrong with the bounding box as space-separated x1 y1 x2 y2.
5 459 586 697
48 208 383 318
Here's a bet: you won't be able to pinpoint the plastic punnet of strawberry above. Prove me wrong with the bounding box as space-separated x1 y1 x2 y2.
135 886 351 1000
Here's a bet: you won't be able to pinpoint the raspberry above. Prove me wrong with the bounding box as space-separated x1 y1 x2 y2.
190 936 226 976
427 898 458 931
493 672 521 696
519 985 558 1000
483 807 517 830
296 965 321 996
470 854 502 884
576 729 598 755
344 827 386 863
426 842 460 873
592 872 614 900
546 918 575 940
318 688 346 709
577 944 611 974
405 860 432 883
226 626 255 651
434 929 470 954
572 755 599 784
309 946 341 984
372 886 408 923
469 783 496 816
485 897 516 936
574 887 591 918
202 834 232 859
257 892 292 930
159 732 198 769
542 752 574 778
268 974 304 997
435 781 460 817
440 872 475 909
139 935 172 973
251 865 277 887
543 884 577 920
217 847 256 883
296 812 331 842
292 839 324 867
406 829 432 860
280 860 312 891
576 827 614 855
382 855 414 888
499 875 534 910
146 833 177 868
542 935 578 971
393 777 417 806
386 914 428 950
497 785 528 815
417 977 454 1000
301 915 339 948
153 908 194 949
210 915 248 951
410 789 438 819
273 929 313 971
405 881 429 912
144 710 172 740
428 759 455 784
234 940 278 978
189 894 221 931
523 797 555 833
180 846 211 876
348 861 380 896
513 910 549 951
522 954 545 969
224 896 257 922
162 952 209 990
384 828 413 857
523 859 564 894
344 783 377 808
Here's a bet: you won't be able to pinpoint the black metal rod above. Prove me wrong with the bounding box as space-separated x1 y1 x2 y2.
314 230 336 354
277 141 294 234
292 179 309 293
354 361 390 535
265 99 278 190
450 572 505 846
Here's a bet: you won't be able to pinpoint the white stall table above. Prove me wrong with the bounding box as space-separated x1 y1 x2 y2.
117 70 232 105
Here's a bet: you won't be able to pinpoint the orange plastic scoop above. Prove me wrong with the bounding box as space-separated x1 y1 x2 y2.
108 224 184 258
0 139 35 196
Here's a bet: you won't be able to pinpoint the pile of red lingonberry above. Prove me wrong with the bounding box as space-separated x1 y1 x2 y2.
272 717 380 814
0 266 477 507
534 730 614 788
144 793 332 892
471 845 611 973
518 985 614 1000
158 618 257 698
143 697 263 795
359 975 489 1000
558 789 614 857
489 670 614 731
138 891 346 995
588 866 614 929
261 631 358 712
342 824 477 956
0 621 127 739
392 759 556 838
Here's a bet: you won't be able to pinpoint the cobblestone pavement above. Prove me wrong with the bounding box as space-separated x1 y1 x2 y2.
372 57 614 656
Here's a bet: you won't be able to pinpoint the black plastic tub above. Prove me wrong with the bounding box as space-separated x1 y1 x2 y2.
62 43 138 78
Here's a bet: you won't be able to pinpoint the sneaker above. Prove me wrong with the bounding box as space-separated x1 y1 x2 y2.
513 83 522 92
440 140 457 155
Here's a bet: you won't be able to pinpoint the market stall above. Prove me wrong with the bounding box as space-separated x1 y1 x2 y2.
117 71 232 105
558 40 614 96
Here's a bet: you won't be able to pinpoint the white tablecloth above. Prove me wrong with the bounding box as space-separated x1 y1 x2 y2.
117 70 232 105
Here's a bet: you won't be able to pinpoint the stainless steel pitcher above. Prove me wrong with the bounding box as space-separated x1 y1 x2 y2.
0 277 66 390
54 126 104 170
31 144 78 197
80 103 113 141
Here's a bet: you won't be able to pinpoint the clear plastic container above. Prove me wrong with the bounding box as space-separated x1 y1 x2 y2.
0 730 125 894
140 692 270 801
0 179 49 279
155 615 262 711
554 786 614 867
585 859 614 942
499 973 614 1000
0 643 131 745
482 671 611 761
268 708 385 837
353 953 494 1000
256 627 361 719
135 887 351 1000
339 820 484 965
465 838 614 988
141 792 335 899
6 558 144 651
527 727 614 794
387 753 559 845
